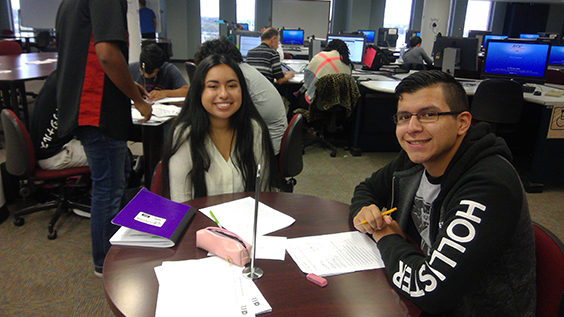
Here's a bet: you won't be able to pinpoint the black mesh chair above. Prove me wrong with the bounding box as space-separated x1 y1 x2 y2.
184 61 197 83
278 114 303 192
300 73 360 157
470 78 524 133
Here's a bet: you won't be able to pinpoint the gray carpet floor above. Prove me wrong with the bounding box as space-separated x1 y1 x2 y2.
1 143 563 316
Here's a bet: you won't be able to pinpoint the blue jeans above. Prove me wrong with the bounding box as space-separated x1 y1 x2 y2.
75 126 130 270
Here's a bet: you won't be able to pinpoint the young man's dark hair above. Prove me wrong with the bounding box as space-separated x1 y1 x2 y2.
395 70 468 113
260 28 279 41
140 44 166 74
324 39 351 65
195 37 243 64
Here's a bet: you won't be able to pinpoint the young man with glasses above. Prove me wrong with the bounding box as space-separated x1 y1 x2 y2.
350 70 535 315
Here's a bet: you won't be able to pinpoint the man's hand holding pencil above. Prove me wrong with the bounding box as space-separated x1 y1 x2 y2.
354 205 405 242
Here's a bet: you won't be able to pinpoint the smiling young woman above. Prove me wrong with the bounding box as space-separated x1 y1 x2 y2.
160 55 279 202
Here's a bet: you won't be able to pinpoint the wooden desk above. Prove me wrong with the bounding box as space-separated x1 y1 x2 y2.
0 52 57 127
103 192 422 317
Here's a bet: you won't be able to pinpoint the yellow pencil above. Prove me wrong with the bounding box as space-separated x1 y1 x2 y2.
381 207 397 216
359 207 397 225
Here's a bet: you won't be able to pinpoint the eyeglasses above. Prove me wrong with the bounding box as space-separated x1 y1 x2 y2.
392 110 462 125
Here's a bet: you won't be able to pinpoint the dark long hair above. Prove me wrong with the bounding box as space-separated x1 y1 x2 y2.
324 39 351 65
161 54 277 199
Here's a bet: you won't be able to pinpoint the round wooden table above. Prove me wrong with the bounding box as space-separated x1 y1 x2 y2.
103 192 421 317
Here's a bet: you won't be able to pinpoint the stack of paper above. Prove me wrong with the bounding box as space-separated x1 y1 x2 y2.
286 231 385 277
131 103 181 125
154 257 271 316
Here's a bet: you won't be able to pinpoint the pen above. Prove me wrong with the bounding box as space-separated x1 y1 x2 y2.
209 211 223 229
360 207 397 225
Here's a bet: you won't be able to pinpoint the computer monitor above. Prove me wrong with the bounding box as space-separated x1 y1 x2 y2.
431 36 480 71
468 30 492 47
239 23 249 31
358 30 375 43
538 32 560 44
235 31 262 57
483 35 508 48
326 33 366 64
281 29 305 45
377 28 398 47
405 30 421 45
308 38 323 60
482 39 551 84
548 45 564 67
520 34 540 40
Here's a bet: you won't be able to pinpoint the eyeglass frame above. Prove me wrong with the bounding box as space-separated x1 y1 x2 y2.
392 110 463 125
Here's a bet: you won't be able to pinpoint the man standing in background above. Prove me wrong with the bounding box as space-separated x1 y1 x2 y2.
139 0 157 39
55 0 152 277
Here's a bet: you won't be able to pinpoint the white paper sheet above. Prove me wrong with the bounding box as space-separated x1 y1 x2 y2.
199 197 295 243
154 257 271 316
286 231 385 277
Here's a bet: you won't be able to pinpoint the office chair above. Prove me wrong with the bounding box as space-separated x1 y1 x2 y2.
532 221 564 317
150 161 164 197
0 40 23 55
279 114 303 192
1 109 91 240
300 73 360 157
184 61 197 84
470 78 524 133
546 69 564 85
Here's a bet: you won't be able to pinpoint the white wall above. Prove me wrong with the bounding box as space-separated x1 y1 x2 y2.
420 0 451 55
128 0 142 63
271 0 330 39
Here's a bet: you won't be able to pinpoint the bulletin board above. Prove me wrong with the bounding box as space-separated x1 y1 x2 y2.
271 0 331 40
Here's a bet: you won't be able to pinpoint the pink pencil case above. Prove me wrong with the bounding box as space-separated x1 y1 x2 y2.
196 227 252 267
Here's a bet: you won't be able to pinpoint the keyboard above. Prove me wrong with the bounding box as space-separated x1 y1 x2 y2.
522 85 536 93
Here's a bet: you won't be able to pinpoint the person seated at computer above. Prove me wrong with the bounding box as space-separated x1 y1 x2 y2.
245 28 294 84
290 39 352 116
194 37 288 156
402 36 433 70
161 54 278 202
30 70 88 171
227 23 245 43
302 39 351 102
129 44 188 102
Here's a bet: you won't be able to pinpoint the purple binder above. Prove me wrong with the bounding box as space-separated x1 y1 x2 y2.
111 188 194 243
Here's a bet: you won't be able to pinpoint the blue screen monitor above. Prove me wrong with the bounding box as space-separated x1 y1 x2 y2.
359 30 375 43
483 35 508 48
482 39 551 84
520 33 540 40
548 45 564 66
326 33 366 63
281 29 304 45
239 23 249 30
